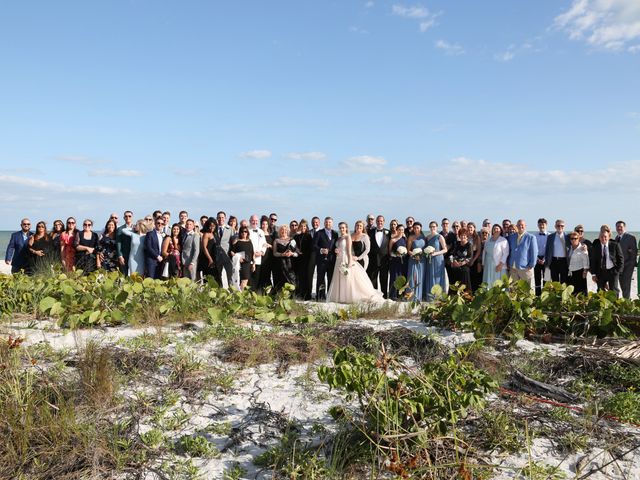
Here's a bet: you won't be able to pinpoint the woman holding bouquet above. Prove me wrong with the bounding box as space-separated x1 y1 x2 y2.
407 222 427 301
388 224 408 300
327 222 383 303
424 221 448 301
272 224 300 294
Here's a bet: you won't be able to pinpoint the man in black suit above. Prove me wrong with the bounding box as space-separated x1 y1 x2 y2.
590 225 623 295
367 215 390 298
4 218 33 274
615 220 638 299
116 210 134 275
544 219 569 284
313 216 337 301
307 216 321 299
440 218 457 286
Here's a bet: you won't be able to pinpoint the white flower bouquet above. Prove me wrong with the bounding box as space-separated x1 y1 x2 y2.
396 246 408 256
423 246 436 258
411 247 423 260
339 263 349 276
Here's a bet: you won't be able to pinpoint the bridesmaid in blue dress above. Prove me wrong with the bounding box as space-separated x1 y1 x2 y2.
424 221 448 301
389 224 408 300
407 222 426 301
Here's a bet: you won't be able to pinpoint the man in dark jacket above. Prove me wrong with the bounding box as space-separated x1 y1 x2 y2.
4 218 33 274
591 225 624 295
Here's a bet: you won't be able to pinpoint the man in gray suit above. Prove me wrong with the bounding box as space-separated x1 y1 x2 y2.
615 220 637 299
215 211 234 286
116 210 134 275
181 219 200 281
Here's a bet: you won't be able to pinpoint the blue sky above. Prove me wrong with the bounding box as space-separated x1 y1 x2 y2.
1 0 639 230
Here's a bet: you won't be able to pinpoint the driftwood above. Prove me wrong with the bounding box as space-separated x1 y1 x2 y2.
508 370 578 404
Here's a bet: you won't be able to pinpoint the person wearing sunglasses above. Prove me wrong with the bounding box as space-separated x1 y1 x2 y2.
145 217 166 279
567 233 590 295
116 211 134 275
60 217 78 272
5 218 33 274
50 220 64 265
26 221 54 275
74 219 99 275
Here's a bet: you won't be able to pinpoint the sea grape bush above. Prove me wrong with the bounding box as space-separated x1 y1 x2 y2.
422 276 639 340
0 271 317 328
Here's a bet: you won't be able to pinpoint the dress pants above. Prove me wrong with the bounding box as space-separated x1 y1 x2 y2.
619 265 634 299
316 259 334 301
568 269 587 295
367 257 389 298
549 257 568 284
596 268 620 295
534 257 545 296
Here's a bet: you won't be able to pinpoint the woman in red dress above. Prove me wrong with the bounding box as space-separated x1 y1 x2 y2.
60 217 77 272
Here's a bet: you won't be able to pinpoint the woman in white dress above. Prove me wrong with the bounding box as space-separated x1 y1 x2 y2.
327 222 384 304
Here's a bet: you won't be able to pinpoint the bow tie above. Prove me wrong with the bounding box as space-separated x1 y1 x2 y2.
539 233 545 235
377 229 384 232
253 229 258 232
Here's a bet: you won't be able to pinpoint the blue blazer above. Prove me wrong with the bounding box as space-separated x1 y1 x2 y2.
544 232 570 266
507 232 538 270
313 229 338 265
5 230 32 272
144 230 164 278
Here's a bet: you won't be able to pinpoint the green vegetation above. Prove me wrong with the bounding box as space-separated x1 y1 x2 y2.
602 389 640 423
422 277 639 340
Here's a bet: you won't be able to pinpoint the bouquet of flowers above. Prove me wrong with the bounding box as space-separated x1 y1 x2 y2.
411 247 423 260
423 245 436 259
339 263 349 276
395 246 408 257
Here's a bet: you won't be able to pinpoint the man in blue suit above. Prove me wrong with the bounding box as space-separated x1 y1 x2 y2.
313 216 338 300
544 219 570 284
507 219 538 291
4 218 33 274
144 217 165 279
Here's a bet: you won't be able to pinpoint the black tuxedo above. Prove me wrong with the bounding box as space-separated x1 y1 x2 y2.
616 232 638 299
590 239 623 295
313 228 338 300
367 228 390 298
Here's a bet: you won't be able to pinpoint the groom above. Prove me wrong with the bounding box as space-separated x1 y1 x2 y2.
367 215 390 298
313 216 338 301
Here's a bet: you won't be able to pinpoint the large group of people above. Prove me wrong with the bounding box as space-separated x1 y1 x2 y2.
4 210 638 303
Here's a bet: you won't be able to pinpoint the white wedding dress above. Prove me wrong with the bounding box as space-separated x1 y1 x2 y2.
327 236 384 304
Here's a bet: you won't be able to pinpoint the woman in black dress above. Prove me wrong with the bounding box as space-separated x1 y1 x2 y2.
351 220 371 270
388 224 408 300
198 218 218 282
231 226 254 290
50 219 64 267
272 224 300 294
27 221 54 275
97 219 118 272
294 219 314 299
75 219 99 275
449 228 473 292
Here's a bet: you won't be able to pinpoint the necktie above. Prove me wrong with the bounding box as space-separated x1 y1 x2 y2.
219 227 223 237
601 245 607 270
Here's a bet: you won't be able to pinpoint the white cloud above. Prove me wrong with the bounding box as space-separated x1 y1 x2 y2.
239 149 272 159
285 151 327 161
365 1 374 8
494 51 515 62
554 0 640 51
271 177 329 189
435 39 465 55
392 4 430 18
0 174 131 195
392 4 440 32
343 155 387 172
88 169 143 177
55 155 109 165
629 44 640 53
349 25 369 34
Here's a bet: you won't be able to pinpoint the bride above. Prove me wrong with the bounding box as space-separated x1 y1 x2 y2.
327 222 384 304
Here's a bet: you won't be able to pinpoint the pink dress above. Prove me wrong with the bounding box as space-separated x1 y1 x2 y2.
60 231 76 271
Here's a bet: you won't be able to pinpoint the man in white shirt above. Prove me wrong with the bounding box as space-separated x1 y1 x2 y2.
249 214 268 291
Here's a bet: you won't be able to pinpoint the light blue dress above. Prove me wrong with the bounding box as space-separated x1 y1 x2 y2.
424 234 446 301
407 235 426 301
122 228 146 276
482 239 501 286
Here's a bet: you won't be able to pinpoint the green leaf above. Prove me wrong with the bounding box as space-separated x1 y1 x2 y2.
39 296 56 313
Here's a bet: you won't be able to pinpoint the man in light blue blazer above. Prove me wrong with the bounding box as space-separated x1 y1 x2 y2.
507 219 538 290
4 218 33 274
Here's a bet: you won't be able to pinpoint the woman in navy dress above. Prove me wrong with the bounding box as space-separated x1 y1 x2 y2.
388 224 408 300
